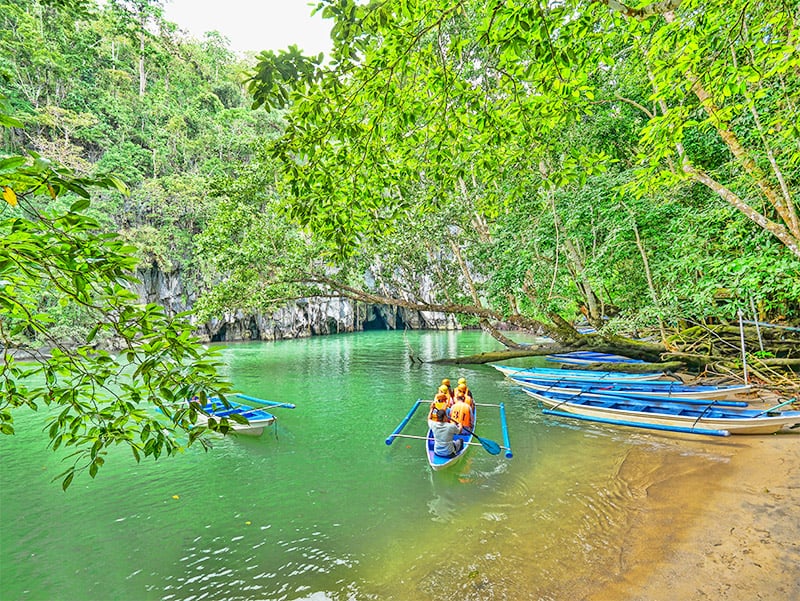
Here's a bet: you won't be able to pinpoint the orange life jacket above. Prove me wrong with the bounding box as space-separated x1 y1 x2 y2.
429 398 449 422
450 401 473 429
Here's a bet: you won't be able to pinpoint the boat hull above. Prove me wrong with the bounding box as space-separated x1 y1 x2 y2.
524 389 800 435
195 400 276 436
510 376 751 400
546 351 645 365
493 364 665 381
427 411 475 470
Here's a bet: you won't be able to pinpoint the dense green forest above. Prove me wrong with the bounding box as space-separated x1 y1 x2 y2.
2 0 799 485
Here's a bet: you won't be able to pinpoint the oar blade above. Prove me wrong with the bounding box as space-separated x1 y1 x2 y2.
478 437 501 455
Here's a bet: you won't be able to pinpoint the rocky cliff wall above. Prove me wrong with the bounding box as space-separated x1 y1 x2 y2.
132 266 460 342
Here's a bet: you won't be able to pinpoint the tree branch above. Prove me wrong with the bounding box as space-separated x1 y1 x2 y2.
597 0 683 20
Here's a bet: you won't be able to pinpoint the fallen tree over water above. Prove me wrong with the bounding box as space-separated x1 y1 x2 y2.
436 322 800 390
303 275 799 386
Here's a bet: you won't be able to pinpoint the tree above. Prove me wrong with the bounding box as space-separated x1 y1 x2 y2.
0 101 234 489
107 0 166 97
248 0 799 259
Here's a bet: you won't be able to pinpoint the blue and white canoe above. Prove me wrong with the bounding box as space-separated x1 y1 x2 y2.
493 364 665 382
193 398 278 436
426 409 475 471
547 351 645 365
509 376 752 401
385 398 513 469
523 388 800 436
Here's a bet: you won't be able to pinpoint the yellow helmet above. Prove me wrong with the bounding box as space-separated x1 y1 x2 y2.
458 378 467 385
457 383 467 391
441 378 451 386
438 385 449 393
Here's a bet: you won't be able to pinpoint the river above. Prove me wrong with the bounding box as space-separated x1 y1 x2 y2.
0 330 738 600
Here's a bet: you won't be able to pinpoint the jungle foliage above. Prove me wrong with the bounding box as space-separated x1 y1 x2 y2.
246 0 800 348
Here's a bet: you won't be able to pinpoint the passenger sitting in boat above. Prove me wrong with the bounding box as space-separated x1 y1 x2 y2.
440 379 454 403
457 377 472 398
449 397 473 429
434 384 453 406
428 398 463 457
454 383 474 410
428 392 450 420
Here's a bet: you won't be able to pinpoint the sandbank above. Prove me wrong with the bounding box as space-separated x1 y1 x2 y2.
591 430 800 600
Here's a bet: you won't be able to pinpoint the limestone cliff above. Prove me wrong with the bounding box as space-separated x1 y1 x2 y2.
132 266 459 342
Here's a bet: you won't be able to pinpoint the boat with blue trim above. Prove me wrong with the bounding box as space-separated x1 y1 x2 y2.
426 408 475 471
523 389 800 436
493 364 665 382
192 398 276 436
546 351 645 365
385 396 513 469
508 375 752 401
190 394 296 437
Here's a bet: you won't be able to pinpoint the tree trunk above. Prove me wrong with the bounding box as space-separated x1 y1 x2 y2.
138 32 146 97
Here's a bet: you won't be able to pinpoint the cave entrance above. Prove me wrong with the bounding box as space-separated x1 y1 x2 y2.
363 305 389 330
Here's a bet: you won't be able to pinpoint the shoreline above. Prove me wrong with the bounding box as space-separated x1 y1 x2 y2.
591 431 800 600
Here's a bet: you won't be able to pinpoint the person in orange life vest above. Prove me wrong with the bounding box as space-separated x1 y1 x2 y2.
434 383 453 407
454 382 475 410
428 394 463 457
457 377 472 398
440 378 454 403
429 390 450 421
449 396 473 429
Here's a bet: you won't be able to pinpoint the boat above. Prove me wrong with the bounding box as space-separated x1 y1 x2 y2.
512 385 748 408
385 398 513 468
426 408 475 471
508 375 752 401
492 364 666 382
546 351 645 365
193 398 277 436
523 388 800 435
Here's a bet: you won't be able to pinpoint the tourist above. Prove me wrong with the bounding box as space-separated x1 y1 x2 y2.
428 390 450 420
454 382 475 410
433 383 453 406
440 378 454 403
428 399 463 457
449 396 473 430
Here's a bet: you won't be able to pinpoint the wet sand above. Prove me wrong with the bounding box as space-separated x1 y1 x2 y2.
590 431 800 601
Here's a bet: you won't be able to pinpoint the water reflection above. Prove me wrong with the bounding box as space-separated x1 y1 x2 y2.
1 331 741 601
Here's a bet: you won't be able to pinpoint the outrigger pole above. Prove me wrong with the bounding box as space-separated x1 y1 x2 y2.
235 393 297 409
475 402 513 458
499 402 513 458
542 408 731 437
385 399 425 445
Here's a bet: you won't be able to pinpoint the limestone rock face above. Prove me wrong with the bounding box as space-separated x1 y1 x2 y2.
132 266 459 342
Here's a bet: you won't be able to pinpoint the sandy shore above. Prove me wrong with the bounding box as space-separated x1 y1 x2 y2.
591 430 800 601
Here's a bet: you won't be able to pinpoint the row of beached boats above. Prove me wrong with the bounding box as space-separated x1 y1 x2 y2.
494 354 800 437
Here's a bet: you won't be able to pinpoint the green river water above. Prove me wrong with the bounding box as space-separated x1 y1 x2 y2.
0 330 736 600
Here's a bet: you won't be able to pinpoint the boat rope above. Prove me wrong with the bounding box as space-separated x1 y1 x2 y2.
742 320 800 332
690 400 719 431
548 391 584 412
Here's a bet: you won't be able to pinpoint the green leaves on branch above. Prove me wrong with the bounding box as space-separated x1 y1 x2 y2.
247 46 324 111
1 114 231 490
